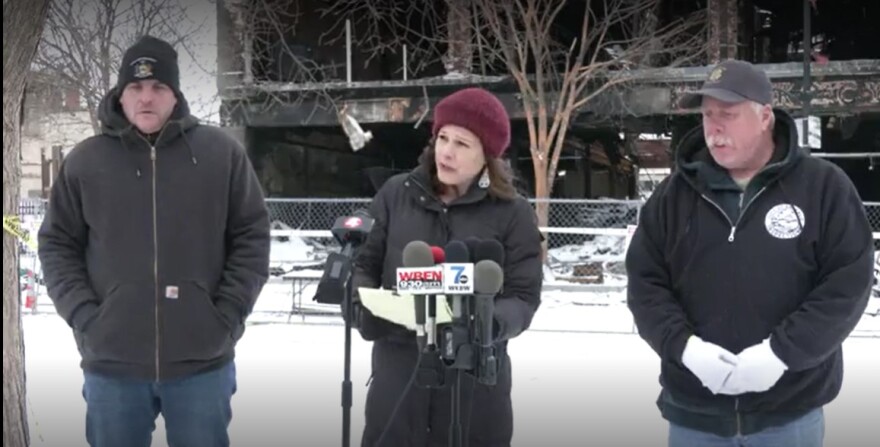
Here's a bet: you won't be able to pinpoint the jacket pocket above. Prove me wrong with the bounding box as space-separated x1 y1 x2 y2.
80 282 154 364
161 280 233 363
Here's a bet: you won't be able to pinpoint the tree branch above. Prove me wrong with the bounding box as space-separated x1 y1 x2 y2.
33 0 215 131
471 0 707 199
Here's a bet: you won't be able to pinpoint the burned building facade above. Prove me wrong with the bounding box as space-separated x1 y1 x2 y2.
216 0 879 200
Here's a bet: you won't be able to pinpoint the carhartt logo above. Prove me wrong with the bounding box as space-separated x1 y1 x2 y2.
765 204 805 239
131 57 156 79
165 285 179 299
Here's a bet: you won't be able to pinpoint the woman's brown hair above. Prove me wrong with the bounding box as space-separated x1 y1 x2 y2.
417 139 518 201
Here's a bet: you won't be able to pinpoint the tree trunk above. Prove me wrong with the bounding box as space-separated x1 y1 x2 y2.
444 0 473 75
533 158 550 259
3 0 51 445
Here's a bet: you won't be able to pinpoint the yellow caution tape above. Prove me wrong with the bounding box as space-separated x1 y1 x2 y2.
3 215 37 250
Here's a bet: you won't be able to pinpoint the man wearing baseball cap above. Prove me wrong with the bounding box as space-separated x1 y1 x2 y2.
627 59 873 446
39 36 270 446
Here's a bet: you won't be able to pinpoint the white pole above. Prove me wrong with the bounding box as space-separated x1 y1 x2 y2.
346 19 352 83
403 45 408 81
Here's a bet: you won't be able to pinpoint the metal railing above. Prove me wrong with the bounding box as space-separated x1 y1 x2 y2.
16 198 880 255
14 197 880 336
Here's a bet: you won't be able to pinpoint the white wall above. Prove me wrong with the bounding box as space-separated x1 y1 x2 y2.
20 111 93 198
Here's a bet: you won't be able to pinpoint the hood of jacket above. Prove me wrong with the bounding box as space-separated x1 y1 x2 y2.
97 84 199 147
675 109 806 194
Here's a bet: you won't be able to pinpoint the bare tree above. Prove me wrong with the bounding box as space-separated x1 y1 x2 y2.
33 0 207 134
318 0 448 78
220 0 347 124
4 0 51 444
474 0 705 232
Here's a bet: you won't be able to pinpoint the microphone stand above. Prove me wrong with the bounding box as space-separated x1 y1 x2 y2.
439 295 475 447
342 254 353 447
443 292 497 447
315 240 358 447
449 369 463 447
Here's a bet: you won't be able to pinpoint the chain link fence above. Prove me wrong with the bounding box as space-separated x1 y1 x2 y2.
13 198 880 282
264 197 642 281
16 198 880 250
12 197 880 334
865 202 880 250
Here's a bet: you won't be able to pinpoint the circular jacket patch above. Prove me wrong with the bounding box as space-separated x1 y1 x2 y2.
764 204 805 239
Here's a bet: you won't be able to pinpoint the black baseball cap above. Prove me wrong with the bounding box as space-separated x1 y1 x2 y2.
680 59 773 109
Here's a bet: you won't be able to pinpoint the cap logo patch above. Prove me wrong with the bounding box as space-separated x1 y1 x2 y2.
708 66 725 82
131 57 157 79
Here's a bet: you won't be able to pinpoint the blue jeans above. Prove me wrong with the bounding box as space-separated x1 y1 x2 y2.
669 408 825 447
82 361 237 447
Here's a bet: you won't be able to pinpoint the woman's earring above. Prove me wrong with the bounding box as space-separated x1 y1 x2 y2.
478 168 490 188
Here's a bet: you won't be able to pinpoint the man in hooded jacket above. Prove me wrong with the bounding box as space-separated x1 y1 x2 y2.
38 36 271 447
626 59 874 446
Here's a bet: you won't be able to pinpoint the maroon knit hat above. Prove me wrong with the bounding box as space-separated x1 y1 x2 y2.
431 87 511 158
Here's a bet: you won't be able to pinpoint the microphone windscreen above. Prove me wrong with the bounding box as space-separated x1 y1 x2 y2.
475 239 504 266
353 208 372 219
474 260 504 295
402 240 435 267
430 246 446 264
464 237 481 262
444 240 470 263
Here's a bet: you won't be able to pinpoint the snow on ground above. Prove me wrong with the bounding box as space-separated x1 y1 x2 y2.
22 284 880 447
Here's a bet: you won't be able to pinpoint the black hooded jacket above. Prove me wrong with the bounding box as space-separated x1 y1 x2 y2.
626 110 874 437
38 86 271 381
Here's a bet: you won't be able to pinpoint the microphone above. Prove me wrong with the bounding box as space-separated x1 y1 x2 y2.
439 240 475 366
464 237 480 262
427 246 445 350
473 239 505 386
430 246 446 264
314 209 376 447
398 241 439 350
442 241 473 319
474 238 504 266
313 209 375 305
331 209 375 253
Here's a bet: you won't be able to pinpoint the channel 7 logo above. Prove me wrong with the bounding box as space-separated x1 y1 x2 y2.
443 263 474 294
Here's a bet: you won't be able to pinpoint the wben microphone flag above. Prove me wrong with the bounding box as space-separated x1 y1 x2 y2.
396 266 444 294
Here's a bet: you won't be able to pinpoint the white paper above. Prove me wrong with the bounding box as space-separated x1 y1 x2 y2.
357 288 454 330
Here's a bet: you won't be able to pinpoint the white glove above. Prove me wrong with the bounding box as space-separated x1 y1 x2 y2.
718 338 788 395
681 335 739 394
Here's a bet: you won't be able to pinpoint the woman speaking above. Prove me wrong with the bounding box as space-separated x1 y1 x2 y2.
351 87 543 447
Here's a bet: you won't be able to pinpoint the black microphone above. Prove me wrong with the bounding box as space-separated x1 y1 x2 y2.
474 238 504 266
313 209 376 447
444 241 471 319
313 209 375 305
473 239 505 386
401 240 435 351
464 237 481 263
438 240 474 366
427 246 445 350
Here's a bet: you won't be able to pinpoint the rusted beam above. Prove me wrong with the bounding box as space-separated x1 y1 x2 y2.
707 0 740 62
225 91 532 127
576 60 880 121
221 60 880 128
